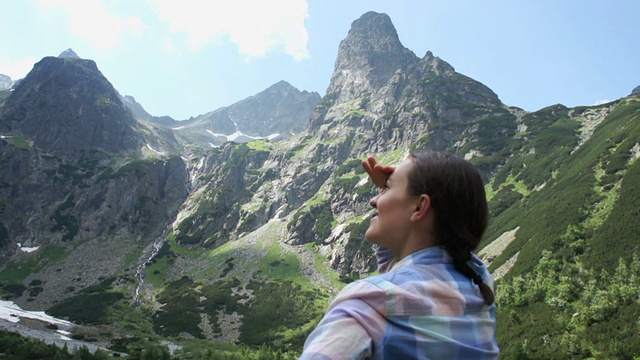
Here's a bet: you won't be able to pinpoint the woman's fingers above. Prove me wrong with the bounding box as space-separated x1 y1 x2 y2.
362 157 394 188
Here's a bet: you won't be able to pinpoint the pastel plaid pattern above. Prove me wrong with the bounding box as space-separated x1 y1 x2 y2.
301 246 499 359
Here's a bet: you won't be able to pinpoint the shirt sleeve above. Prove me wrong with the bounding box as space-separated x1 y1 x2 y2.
300 281 388 360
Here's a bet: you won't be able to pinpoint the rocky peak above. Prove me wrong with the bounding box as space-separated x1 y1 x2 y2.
631 85 640 96
0 56 145 156
177 80 320 145
327 11 418 102
58 48 80 59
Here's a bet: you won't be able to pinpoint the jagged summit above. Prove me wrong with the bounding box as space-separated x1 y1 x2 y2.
631 85 640 96
327 11 418 101
58 48 80 59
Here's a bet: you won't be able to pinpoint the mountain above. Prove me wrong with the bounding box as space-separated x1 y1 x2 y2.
121 94 179 127
0 74 11 91
174 80 320 147
0 56 148 157
0 54 189 313
1 11 639 359
58 48 80 59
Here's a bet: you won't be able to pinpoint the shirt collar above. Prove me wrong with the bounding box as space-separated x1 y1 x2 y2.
390 245 450 271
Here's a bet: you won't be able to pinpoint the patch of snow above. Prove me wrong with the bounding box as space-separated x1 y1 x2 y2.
20 246 39 253
205 129 279 142
0 300 72 326
172 125 187 130
145 144 166 156
227 131 247 142
205 129 227 138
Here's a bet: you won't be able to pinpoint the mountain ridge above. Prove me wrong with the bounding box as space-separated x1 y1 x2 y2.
0 11 638 359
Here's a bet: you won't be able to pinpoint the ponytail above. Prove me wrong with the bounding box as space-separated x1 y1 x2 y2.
440 225 494 305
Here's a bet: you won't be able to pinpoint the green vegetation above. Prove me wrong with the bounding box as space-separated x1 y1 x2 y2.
496 241 640 358
0 245 67 297
5 135 30 150
152 275 327 352
145 241 177 288
287 201 334 244
246 139 274 152
50 194 79 241
484 96 640 357
0 330 115 359
47 277 124 324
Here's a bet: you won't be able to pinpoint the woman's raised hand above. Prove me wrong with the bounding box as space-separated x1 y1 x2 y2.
362 156 395 188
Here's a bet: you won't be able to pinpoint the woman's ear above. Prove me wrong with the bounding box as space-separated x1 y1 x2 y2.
411 194 432 222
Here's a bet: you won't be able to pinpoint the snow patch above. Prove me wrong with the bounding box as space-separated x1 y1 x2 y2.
206 129 280 142
0 300 72 326
145 144 166 156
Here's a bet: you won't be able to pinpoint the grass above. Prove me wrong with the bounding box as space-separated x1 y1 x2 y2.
0 245 67 284
6 135 30 150
246 139 275 152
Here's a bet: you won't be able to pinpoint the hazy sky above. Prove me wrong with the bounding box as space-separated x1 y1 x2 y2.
3 0 639 120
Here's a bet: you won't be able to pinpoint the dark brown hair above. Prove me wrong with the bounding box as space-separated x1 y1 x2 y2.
407 150 494 305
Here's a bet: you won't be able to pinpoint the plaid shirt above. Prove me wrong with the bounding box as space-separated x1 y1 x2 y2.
301 246 499 359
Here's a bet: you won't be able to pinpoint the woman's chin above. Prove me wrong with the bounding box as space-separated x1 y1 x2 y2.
364 227 379 244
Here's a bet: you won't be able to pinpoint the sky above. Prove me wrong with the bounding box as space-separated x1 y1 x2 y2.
2 0 639 120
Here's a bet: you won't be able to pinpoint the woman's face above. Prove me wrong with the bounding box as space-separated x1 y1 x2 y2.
365 158 418 251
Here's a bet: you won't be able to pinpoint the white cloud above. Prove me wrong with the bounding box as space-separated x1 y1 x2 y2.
149 0 310 60
0 56 37 80
36 0 147 50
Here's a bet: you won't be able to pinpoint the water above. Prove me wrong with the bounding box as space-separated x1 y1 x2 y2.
134 231 166 303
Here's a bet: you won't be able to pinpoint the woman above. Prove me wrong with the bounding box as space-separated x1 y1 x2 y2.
300 150 499 359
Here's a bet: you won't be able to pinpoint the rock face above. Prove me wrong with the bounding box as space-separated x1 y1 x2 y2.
172 11 511 276
310 12 504 162
632 85 640 96
0 53 190 308
0 57 146 157
327 11 419 103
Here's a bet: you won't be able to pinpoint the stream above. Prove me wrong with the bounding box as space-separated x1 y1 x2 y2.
134 230 166 303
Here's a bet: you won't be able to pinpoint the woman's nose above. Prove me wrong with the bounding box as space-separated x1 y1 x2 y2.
369 194 379 208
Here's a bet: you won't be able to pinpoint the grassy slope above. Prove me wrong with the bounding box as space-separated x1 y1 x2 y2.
490 98 640 358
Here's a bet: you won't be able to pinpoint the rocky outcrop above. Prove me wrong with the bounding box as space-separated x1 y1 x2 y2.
326 11 419 104
0 137 189 307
